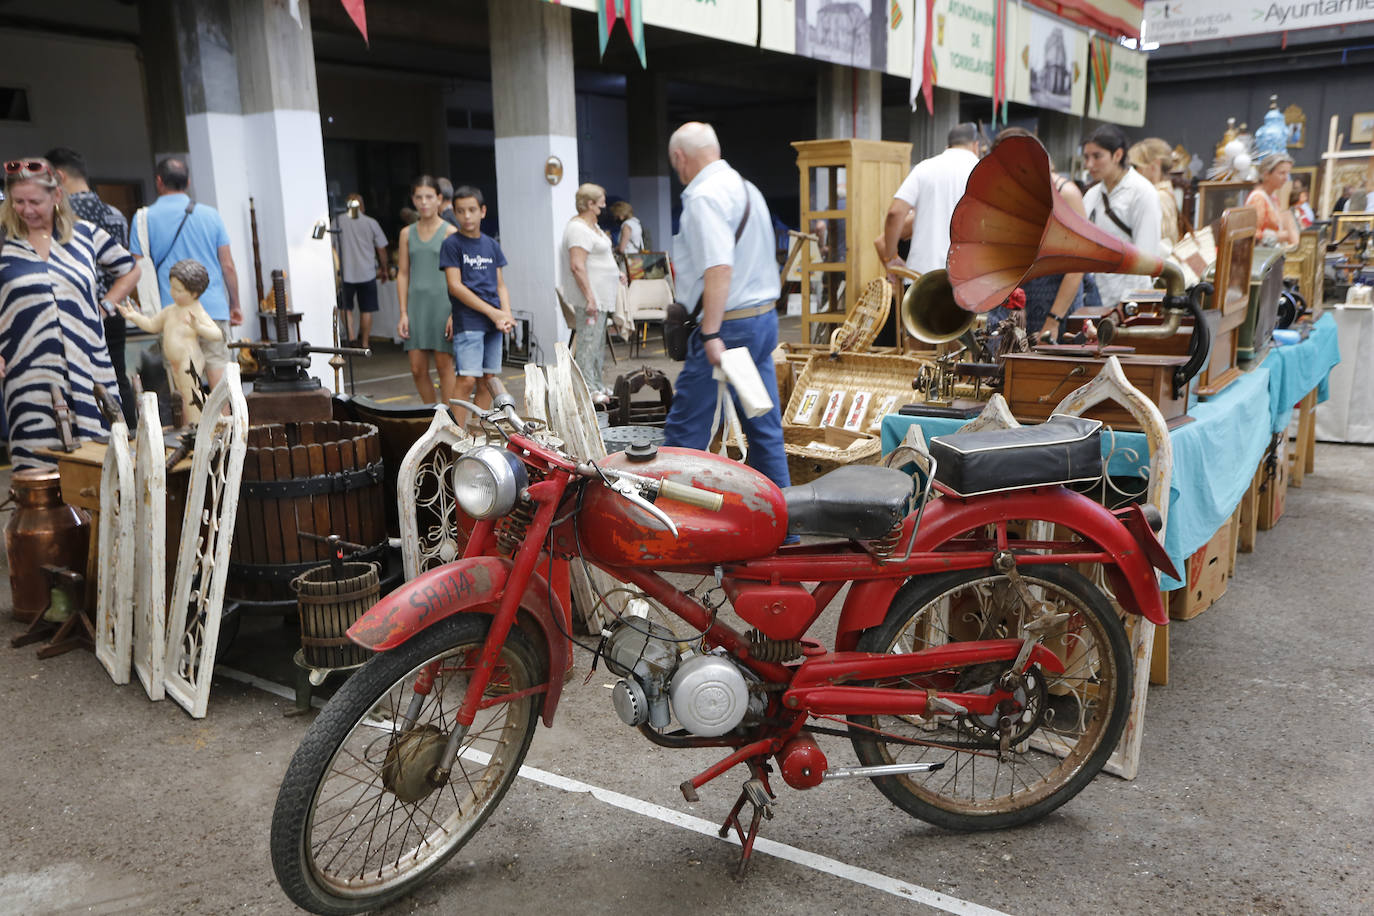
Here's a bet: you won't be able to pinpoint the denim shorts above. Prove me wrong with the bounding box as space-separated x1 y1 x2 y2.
453 328 503 377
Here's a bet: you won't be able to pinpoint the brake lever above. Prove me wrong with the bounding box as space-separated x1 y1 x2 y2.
609 477 679 537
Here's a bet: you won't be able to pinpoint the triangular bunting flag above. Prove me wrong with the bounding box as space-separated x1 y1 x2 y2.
339 0 368 45
598 0 647 69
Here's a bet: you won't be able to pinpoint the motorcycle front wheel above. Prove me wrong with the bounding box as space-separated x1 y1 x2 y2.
848 564 1131 832
270 614 545 915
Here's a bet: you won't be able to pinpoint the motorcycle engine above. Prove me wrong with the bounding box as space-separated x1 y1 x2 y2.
603 620 764 737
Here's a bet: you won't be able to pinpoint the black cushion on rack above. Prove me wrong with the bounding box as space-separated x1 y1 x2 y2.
929 415 1103 497
783 465 915 539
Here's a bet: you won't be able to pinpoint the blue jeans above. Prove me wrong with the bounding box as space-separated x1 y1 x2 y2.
663 308 791 490
453 329 503 377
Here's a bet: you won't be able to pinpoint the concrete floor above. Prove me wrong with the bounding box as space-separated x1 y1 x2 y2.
0 335 1370 915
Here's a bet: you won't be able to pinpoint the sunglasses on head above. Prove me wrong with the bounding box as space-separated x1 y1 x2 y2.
4 160 53 179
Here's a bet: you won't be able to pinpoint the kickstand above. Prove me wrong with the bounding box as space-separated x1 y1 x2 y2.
717 763 776 880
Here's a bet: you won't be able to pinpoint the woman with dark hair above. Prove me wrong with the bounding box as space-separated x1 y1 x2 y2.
0 157 139 468
1080 124 1162 309
396 174 458 405
985 127 1087 342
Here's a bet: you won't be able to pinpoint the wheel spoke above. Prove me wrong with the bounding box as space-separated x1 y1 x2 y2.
847 566 1129 828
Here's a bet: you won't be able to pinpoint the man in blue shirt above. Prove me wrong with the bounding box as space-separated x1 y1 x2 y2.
438 186 513 426
663 122 790 491
129 157 241 387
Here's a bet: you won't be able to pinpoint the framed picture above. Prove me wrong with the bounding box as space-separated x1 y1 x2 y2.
1334 212 1374 239
1195 180 1255 230
1351 112 1374 144
1284 104 1306 149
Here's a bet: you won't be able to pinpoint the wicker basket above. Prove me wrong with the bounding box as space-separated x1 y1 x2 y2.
782 351 924 483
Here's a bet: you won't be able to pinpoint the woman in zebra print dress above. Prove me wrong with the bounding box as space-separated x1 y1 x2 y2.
1 158 139 469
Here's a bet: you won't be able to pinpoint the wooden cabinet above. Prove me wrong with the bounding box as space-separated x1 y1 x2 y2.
791 139 911 345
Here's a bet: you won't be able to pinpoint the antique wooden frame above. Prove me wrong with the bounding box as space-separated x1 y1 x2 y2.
396 407 473 581
1195 180 1255 229
1197 206 1256 397
163 367 249 718
956 357 1174 781
95 419 135 684
132 392 167 701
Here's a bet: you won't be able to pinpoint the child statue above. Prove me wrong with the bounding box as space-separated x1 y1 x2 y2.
118 259 224 425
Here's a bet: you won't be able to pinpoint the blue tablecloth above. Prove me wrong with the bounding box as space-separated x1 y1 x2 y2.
1260 312 1341 434
882 367 1274 591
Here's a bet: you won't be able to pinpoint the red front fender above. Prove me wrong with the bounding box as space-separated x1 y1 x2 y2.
836 486 1172 645
348 556 571 726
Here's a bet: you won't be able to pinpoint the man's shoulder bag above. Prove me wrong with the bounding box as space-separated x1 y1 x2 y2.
663 184 752 361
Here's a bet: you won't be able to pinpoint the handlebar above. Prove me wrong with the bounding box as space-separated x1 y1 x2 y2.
655 478 725 512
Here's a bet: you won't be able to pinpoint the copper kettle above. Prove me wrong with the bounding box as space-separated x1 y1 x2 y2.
5 470 90 622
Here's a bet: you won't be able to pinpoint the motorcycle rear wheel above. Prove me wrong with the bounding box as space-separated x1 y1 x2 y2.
270 614 545 915
848 564 1131 832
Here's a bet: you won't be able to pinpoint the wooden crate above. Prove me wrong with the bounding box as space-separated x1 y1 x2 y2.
782 352 923 483
1168 514 1234 620
1258 434 1290 530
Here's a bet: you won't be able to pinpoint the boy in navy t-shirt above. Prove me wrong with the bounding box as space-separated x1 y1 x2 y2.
439 186 514 423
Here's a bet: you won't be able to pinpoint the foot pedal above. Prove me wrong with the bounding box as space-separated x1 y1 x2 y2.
680 779 699 803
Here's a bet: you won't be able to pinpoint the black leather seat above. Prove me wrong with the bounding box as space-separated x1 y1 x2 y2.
782 465 915 540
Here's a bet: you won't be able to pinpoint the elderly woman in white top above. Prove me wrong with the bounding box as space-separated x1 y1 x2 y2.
1081 124 1163 309
561 182 621 396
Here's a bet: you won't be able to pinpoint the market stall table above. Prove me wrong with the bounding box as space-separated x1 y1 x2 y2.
1259 312 1342 485
883 366 1274 593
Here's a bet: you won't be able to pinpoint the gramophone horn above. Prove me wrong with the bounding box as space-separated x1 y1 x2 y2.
946 135 1178 313
901 269 975 344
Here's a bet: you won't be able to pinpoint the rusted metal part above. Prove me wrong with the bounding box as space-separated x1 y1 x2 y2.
50 384 76 452
576 447 786 567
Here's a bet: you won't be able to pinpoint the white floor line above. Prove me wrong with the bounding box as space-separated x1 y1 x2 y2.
219 663 1012 914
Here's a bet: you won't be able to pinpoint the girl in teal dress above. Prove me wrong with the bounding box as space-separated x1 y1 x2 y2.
396 175 457 404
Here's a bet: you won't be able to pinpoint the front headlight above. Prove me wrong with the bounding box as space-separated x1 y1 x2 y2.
454 445 528 519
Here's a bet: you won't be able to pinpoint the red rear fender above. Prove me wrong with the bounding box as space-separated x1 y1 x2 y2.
835 488 1171 643
348 556 571 726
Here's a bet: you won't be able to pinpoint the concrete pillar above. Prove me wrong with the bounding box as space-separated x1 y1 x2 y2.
489 0 578 363
817 65 883 140
139 0 188 163
171 0 334 385
1038 110 1084 175
909 87 962 162
626 71 670 256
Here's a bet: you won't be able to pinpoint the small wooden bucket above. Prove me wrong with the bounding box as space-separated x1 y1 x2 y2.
292 561 379 670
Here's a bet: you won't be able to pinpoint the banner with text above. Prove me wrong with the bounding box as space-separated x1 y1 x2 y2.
1144 0 1374 45
929 0 997 98
1008 6 1087 114
1086 36 1146 127
760 0 914 78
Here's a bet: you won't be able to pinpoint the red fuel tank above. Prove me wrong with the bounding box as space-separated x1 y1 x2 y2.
575 447 787 568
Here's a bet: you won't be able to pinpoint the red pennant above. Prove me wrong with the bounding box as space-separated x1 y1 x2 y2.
339 0 368 44
922 0 936 114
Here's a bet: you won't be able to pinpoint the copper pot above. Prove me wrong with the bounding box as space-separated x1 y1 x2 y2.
5 469 91 622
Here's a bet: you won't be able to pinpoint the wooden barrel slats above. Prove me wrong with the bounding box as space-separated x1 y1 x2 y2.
294 561 379 669
228 421 387 605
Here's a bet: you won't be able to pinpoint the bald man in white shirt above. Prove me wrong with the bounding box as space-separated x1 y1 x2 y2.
663 121 791 490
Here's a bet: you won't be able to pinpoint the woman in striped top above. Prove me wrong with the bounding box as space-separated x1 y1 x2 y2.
0 158 139 469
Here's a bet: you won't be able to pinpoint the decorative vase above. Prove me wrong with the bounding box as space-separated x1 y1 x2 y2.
1254 95 1288 163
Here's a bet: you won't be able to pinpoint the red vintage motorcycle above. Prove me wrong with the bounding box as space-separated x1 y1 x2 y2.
270 387 1175 915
